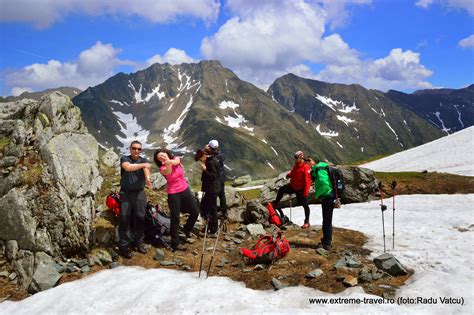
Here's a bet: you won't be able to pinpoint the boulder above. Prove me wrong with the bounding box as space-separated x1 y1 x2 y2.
305 269 323 279
271 277 288 290
0 188 38 251
6 240 19 261
246 224 266 237
101 148 119 168
373 253 408 276
40 132 102 198
29 264 62 293
232 175 252 187
150 173 167 190
258 167 379 205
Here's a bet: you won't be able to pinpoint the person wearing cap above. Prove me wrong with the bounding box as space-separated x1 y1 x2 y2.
195 147 222 235
206 139 227 219
273 151 312 229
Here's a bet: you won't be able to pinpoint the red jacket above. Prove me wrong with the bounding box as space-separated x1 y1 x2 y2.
287 161 311 197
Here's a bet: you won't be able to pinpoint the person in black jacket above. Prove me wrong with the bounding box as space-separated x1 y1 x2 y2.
207 139 227 218
195 147 222 235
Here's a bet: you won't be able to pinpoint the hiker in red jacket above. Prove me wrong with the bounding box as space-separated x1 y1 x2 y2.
273 151 312 229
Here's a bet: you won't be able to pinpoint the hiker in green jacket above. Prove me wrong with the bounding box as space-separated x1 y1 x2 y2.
311 159 336 250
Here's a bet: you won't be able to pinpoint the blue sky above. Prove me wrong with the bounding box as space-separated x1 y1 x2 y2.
0 0 473 96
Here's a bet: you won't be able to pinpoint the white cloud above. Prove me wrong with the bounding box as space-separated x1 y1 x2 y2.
458 35 474 49
0 0 220 28
318 0 372 29
201 0 433 91
11 87 33 97
415 0 434 8
147 48 196 65
5 42 125 94
415 0 474 15
316 49 433 91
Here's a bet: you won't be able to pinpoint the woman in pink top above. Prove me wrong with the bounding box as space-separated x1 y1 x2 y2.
154 148 198 251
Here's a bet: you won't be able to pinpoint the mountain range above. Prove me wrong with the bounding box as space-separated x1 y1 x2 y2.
3 61 471 178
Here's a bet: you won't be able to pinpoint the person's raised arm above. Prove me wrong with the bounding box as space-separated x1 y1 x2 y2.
121 161 151 172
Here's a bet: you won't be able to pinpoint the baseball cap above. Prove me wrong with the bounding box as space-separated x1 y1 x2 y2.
208 139 219 149
294 151 304 159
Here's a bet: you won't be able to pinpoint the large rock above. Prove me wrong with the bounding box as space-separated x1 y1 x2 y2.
0 188 38 250
259 166 379 205
150 172 167 190
101 148 119 168
29 263 62 293
0 92 103 289
373 253 408 276
232 175 252 187
41 132 102 197
222 186 242 208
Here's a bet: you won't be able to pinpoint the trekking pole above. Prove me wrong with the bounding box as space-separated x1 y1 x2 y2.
391 181 397 250
206 220 224 279
158 236 174 252
198 220 209 278
289 195 293 222
378 182 387 253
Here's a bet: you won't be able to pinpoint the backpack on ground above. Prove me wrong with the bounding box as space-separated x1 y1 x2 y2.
144 203 171 245
106 192 121 217
240 231 290 264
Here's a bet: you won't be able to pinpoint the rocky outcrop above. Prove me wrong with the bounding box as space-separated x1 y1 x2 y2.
258 166 379 206
0 92 103 291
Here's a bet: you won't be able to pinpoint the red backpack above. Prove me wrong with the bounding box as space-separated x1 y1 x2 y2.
266 203 282 226
240 231 290 264
106 192 121 217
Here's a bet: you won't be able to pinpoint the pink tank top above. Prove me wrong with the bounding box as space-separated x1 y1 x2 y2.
160 159 188 194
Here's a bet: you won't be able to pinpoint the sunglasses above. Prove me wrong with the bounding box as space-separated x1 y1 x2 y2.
131 147 142 151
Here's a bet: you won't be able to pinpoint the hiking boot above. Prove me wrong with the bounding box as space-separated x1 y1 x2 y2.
316 242 332 251
136 243 147 254
119 247 132 259
208 233 218 239
173 244 187 251
301 221 310 229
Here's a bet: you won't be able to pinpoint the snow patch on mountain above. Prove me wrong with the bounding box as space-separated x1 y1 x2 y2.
316 95 359 114
128 81 165 104
217 100 255 134
453 105 464 128
162 96 194 152
266 161 275 169
112 111 155 154
336 115 355 126
270 146 278 156
316 124 339 137
108 99 130 107
433 111 451 134
362 126 474 176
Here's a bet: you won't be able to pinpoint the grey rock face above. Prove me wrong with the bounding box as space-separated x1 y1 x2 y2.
232 175 252 187
305 269 323 279
258 167 379 205
101 148 120 168
0 188 37 250
6 240 19 261
150 173 167 190
40 132 102 198
246 224 266 237
29 264 62 293
0 92 103 289
373 253 408 276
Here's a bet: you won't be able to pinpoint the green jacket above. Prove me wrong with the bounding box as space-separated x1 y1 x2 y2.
311 162 333 198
